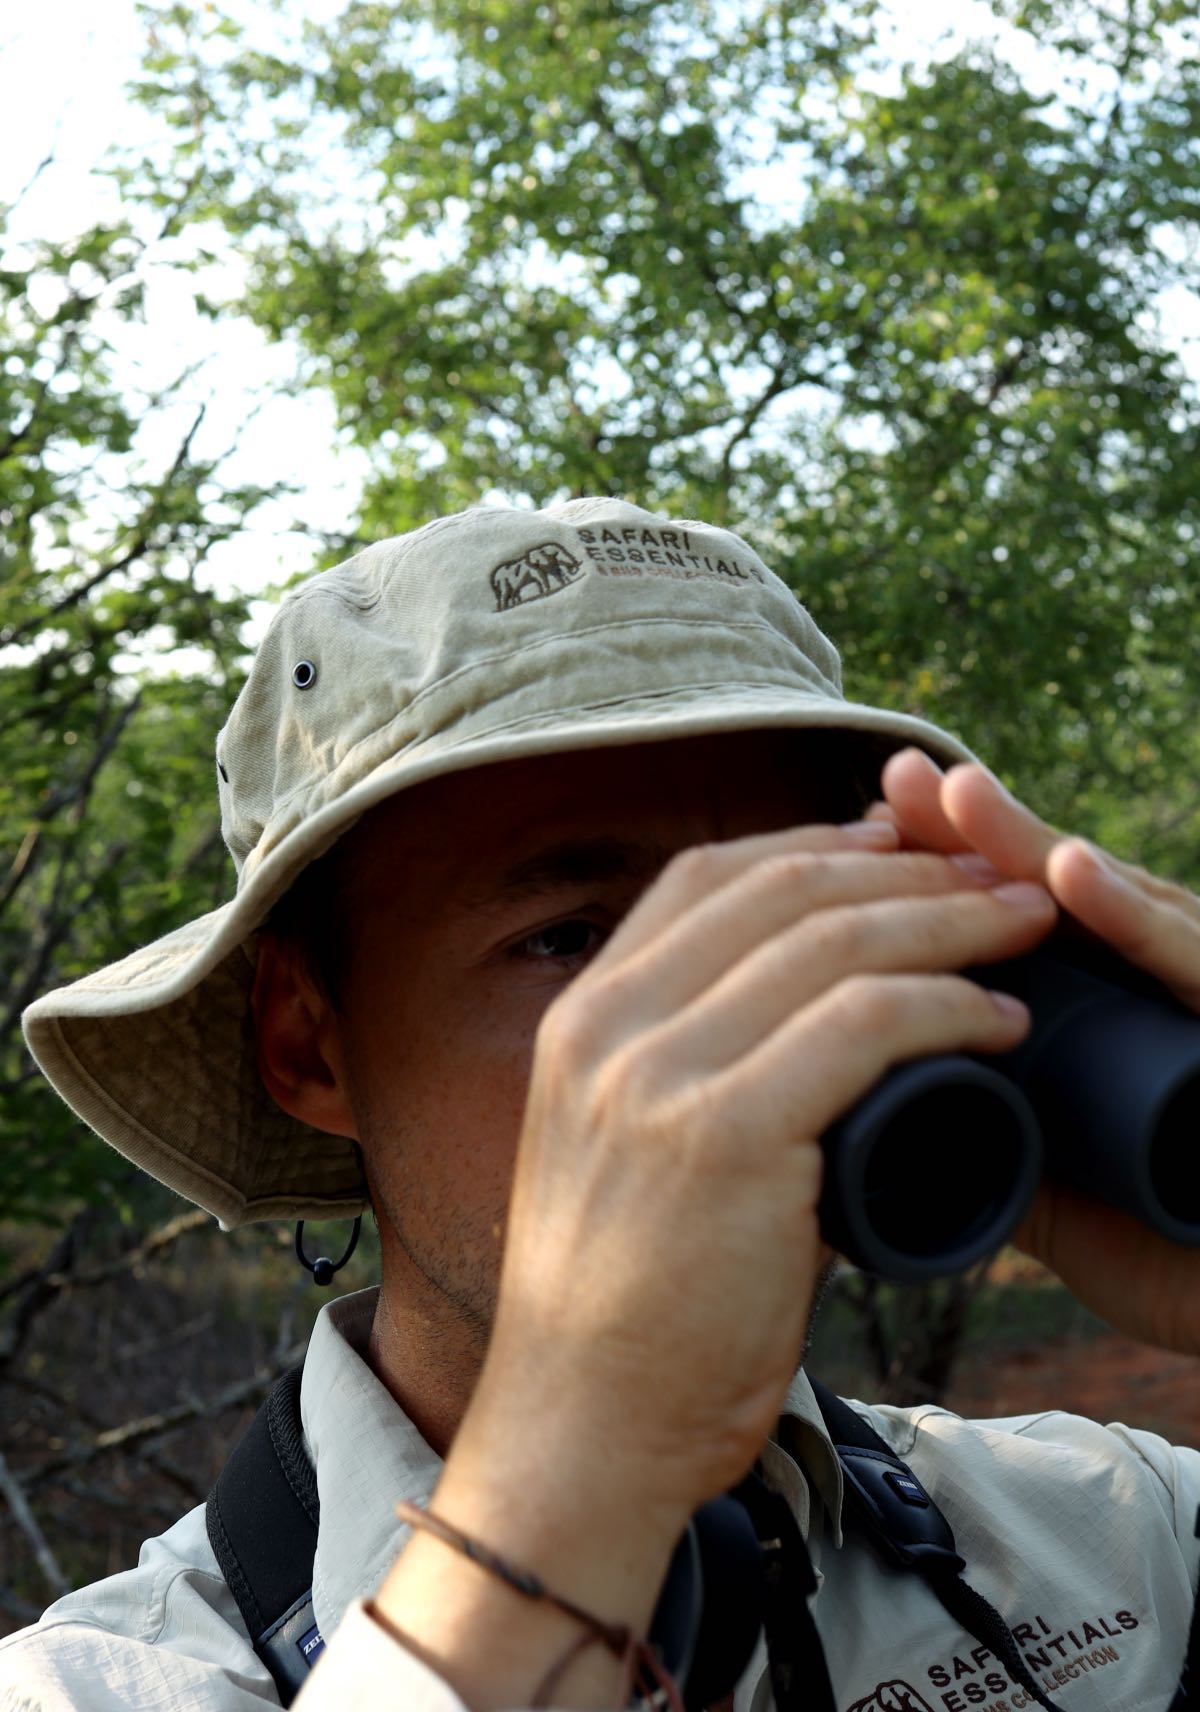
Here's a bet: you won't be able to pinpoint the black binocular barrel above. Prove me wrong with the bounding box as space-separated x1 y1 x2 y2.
984 946 1200 1246
819 1056 1043 1283
818 939 1200 1281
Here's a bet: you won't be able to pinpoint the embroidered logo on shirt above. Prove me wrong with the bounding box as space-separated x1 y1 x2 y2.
846 1608 1144 1712
849 1681 936 1712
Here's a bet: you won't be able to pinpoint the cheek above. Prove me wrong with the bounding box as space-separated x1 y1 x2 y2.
347 974 543 1200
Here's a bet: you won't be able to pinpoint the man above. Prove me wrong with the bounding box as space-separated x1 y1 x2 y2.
6 498 1200 1711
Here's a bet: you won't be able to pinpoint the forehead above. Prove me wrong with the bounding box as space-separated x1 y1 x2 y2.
337 730 870 914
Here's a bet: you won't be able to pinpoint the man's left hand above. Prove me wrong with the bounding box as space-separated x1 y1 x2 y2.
872 747 1200 1357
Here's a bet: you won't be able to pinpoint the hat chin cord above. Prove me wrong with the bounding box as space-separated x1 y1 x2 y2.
294 1217 362 1286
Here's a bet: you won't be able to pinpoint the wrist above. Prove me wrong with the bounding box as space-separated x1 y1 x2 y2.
465 1316 716 1536
374 1449 681 1711
439 1377 687 1622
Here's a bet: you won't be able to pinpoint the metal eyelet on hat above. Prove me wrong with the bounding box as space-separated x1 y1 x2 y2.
217 760 229 784
292 660 317 690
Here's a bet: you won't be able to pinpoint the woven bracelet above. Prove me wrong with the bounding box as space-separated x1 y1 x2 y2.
391 1499 684 1710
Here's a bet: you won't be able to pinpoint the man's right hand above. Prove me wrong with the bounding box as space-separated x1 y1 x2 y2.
374 821 1057 1708
487 824 1056 1515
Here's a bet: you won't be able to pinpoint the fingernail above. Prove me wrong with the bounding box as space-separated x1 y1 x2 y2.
841 820 899 844
988 990 1029 1022
951 853 1003 883
992 881 1053 911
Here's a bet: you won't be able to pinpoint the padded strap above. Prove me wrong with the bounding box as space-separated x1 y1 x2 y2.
735 1470 835 1712
206 1367 321 1706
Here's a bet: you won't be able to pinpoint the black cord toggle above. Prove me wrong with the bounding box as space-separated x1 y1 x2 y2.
294 1216 362 1286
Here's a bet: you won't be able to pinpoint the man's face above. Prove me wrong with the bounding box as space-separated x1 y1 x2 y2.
321 731 847 1363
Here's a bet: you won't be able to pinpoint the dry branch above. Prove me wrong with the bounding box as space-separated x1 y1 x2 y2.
25 1346 306 1488
0 1448 68 1599
0 1210 95 1375
45 1210 212 1292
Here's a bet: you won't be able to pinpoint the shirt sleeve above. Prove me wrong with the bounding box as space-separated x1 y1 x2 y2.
0 1615 277 1710
0 1504 277 1711
294 1602 472 1712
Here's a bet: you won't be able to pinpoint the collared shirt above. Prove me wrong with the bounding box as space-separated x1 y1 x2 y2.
2 1287 1197 1712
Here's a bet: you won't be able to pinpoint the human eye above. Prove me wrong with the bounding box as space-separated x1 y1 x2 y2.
515 917 608 965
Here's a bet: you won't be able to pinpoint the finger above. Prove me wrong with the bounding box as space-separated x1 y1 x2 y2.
938 764 1061 879
719 971 1032 1150
881 750 1064 880
1045 838 1200 1011
658 882 1055 1068
589 850 1043 1032
589 818 903 977
1045 834 1200 912
880 749 972 852
865 795 1008 876
861 801 919 846
934 765 1199 918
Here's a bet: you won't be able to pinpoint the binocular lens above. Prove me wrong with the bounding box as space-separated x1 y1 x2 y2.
1148 1079 1200 1225
820 1056 1043 1281
861 1085 1032 1261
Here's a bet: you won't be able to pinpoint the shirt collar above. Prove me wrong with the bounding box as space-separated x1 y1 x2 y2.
301 1287 442 1638
774 1367 846 1546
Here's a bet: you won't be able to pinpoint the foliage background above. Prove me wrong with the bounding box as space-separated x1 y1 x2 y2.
2 0 1198 1625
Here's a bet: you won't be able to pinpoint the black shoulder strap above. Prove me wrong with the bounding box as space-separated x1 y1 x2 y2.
206 1367 322 1707
810 1378 1059 1712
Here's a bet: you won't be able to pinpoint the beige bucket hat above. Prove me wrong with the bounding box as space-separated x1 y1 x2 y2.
23 498 974 1228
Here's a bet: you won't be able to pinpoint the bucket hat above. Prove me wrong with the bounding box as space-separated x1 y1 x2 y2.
23 497 974 1227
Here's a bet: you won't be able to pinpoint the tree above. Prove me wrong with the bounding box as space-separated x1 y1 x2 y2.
0 197 313 1621
0 203 274 1225
108 0 1200 1414
128 0 1200 877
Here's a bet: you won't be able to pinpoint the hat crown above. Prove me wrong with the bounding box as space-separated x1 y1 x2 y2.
216 499 844 882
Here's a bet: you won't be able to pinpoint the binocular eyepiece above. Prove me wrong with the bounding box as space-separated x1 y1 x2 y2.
819 933 1200 1281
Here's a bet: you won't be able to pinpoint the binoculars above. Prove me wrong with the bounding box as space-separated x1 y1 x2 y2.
819 931 1200 1281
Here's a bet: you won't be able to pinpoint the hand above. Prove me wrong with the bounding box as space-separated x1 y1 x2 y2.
467 819 1055 1528
874 747 1200 1355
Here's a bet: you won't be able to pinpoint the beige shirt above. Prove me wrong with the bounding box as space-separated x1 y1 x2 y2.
2 1287 1198 1712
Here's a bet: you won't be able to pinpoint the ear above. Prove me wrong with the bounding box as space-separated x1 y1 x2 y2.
252 932 358 1138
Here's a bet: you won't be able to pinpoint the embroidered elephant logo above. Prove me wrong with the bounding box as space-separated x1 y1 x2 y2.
848 1682 936 1712
490 542 585 611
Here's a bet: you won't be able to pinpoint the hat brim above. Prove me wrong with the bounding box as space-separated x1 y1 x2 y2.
23 689 973 1227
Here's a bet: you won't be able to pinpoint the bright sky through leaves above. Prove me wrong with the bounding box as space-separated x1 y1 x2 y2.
4 1 1195 600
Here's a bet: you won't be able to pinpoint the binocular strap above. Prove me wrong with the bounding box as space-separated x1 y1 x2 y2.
809 1382 1200 1712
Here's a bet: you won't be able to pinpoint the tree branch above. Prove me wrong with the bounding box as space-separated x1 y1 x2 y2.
719 363 804 481
0 1210 95 1377
0 836 130 1053
0 1447 69 1598
24 1348 306 1488
0 406 208 650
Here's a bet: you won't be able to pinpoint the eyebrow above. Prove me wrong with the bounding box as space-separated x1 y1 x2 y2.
461 837 673 913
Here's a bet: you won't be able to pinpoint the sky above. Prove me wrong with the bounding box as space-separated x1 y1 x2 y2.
2 0 1197 626
1 0 367 621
